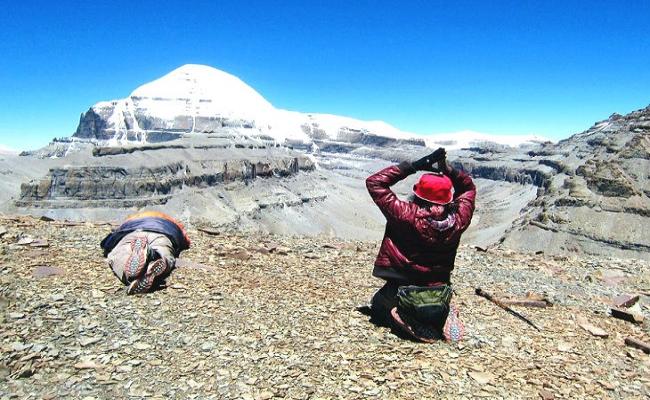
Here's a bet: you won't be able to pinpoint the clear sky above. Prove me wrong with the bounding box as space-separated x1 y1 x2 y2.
1 1 649 151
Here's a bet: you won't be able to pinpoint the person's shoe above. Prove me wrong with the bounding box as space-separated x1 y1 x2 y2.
124 236 149 281
443 304 465 342
127 278 146 295
126 258 169 295
146 257 169 281
390 307 441 343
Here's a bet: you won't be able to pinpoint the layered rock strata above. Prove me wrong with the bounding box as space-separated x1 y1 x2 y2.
447 106 650 259
17 139 314 209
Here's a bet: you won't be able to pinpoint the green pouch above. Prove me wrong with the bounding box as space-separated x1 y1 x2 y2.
396 285 453 329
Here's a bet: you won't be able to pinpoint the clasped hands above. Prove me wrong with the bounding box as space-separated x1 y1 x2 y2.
411 147 451 174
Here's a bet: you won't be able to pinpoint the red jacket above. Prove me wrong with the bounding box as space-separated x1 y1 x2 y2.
366 162 476 285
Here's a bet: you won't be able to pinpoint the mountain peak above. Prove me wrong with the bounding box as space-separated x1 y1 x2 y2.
172 63 223 73
130 64 274 117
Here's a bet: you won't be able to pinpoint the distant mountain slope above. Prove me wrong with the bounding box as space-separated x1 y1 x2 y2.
477 106 650 259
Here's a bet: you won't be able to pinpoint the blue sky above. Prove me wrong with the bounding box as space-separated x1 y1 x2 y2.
1 1 649 151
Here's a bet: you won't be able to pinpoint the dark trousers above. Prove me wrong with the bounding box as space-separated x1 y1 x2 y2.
370 281 401 327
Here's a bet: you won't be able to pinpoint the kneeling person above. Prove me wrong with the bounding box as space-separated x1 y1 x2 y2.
101 211 191 294
365 148 476 342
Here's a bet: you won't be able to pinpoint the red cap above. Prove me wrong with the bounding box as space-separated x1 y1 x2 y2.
413 173 453 204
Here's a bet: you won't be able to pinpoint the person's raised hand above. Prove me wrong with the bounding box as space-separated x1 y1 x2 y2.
438 155 453 175
412 148 446 171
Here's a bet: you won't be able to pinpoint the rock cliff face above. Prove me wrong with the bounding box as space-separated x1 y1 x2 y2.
18 156 312 208
16 136 315 210
448 106 650 259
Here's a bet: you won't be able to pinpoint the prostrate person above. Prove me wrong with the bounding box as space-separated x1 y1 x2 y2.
365 148 476 342
100 211 191 295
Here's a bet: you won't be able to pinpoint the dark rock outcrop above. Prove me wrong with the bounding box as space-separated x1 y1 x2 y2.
74 108 109 140
17 145 315 209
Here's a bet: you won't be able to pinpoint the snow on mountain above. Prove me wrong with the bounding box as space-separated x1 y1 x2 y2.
0 144 18 155
73 64 545 148
130 64 276 130
425 130 550 149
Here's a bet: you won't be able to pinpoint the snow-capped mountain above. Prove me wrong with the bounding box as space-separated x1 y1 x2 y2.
10 63 648 260
73 64 544 149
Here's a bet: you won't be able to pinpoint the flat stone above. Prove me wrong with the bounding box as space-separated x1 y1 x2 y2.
611 308 644 324
599 269 627 286
79 337 102 347
197 227 220 236
74 361 100 370
33 266 65 278
258 390 274 400
200 341 215 351
578 322 608 338
11 342 29 351
612 294 639 308
624 337 650 354
134 343 152 350
29 239 49 248
16 237 34 245
468 371 495 384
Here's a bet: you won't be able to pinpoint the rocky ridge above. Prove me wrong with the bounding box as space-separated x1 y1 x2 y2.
492 107 648 258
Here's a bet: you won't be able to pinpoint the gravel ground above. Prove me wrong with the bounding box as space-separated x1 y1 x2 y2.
1 216 648 399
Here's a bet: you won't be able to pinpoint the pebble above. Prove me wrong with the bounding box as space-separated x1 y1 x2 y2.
200 341 216 352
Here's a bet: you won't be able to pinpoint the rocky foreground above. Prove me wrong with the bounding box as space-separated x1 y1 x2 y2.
1 216 649 399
